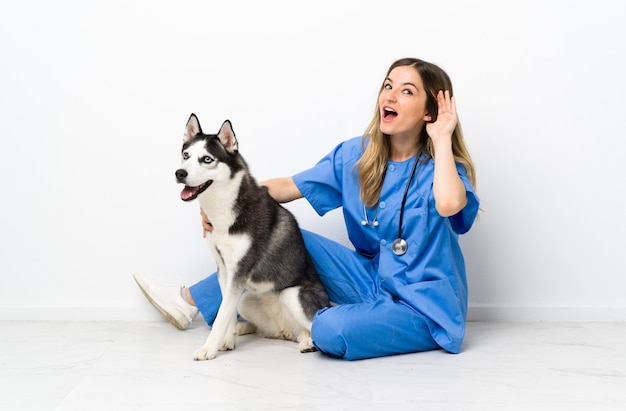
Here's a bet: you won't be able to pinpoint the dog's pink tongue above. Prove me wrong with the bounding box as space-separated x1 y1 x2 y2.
180 186 198 200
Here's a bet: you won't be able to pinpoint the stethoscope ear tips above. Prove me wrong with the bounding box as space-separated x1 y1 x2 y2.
373 221 379 227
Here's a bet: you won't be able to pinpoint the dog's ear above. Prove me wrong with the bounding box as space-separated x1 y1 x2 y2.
184 113 202 143
217 120 238 153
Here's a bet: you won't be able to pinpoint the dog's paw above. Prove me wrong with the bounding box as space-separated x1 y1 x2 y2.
219 335 237 351
193 346 217 361
298 336 317 353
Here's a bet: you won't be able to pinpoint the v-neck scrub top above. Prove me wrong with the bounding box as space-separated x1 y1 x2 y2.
292 136 479 356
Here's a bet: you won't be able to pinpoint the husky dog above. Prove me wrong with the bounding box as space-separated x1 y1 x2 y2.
176 114 329 361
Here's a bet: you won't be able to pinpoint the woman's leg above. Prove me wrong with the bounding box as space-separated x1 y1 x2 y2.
301 230 379 305
188 230 378 325
311 296 439 360
191 229 383 330
300 231 439 360
188 273 222 327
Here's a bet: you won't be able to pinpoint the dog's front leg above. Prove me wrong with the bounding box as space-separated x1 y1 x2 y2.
193 285 244 361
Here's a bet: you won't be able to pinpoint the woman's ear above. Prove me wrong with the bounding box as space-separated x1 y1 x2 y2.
424 112 433 122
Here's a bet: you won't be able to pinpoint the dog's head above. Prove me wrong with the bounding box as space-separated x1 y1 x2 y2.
175 114 239 202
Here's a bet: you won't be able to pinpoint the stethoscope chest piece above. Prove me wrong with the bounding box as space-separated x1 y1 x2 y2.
391 238 408 256
363 155 421 258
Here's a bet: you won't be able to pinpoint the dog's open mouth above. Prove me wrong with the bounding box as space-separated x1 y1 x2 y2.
180 181 212 201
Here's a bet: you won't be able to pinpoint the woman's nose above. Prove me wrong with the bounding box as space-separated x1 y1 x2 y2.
385 89 398 102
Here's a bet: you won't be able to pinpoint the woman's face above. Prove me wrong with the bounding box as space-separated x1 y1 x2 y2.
378 65 431 139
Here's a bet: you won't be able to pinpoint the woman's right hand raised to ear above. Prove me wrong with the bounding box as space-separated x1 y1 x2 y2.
200 208 213 237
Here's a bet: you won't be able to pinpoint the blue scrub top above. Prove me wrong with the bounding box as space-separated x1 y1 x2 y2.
292 136 480 353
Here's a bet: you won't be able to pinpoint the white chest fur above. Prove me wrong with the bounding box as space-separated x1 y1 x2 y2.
198 170 251 273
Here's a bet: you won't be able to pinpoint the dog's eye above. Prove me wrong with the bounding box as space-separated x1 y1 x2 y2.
182 152 190 160
202 156 214 164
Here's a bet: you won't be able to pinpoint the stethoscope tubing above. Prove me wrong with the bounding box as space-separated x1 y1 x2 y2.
361 155 420 256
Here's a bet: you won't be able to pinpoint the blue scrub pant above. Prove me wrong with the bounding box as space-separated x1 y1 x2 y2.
189 230 438 360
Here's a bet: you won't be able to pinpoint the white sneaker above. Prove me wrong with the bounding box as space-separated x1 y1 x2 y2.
133 272 199 330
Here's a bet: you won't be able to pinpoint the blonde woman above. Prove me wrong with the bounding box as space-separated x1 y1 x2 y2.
134 57 479 360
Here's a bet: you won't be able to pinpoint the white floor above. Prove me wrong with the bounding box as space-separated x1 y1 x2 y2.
1 321 624 411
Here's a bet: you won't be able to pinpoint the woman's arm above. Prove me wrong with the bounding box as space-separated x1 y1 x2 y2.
427 90 468 217
262 177 303 203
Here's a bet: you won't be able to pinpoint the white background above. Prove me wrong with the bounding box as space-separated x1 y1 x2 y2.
1 0 624 321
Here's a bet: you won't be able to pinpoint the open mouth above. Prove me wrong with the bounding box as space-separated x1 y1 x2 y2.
180 181 212 201
382 106 398 121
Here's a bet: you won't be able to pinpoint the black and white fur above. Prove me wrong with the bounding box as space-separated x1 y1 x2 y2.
176 114 329 361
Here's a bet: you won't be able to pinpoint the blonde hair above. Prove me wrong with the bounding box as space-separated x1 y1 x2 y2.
357 58 477 207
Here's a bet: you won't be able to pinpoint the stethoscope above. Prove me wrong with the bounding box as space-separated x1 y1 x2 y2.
361 155 420 256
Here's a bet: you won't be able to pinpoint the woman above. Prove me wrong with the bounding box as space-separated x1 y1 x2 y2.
134 57 479 360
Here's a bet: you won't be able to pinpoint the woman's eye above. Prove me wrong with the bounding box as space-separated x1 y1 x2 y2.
384 83 392 90
403 89 413 95
182 152 190 160
203 156 214 164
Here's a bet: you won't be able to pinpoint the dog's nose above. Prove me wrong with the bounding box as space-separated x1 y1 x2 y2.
175 169 188 183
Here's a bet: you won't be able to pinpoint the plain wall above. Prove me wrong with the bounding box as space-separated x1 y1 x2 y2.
1 0 624 321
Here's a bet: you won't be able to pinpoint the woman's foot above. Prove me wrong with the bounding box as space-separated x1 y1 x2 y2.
133 272 198 330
